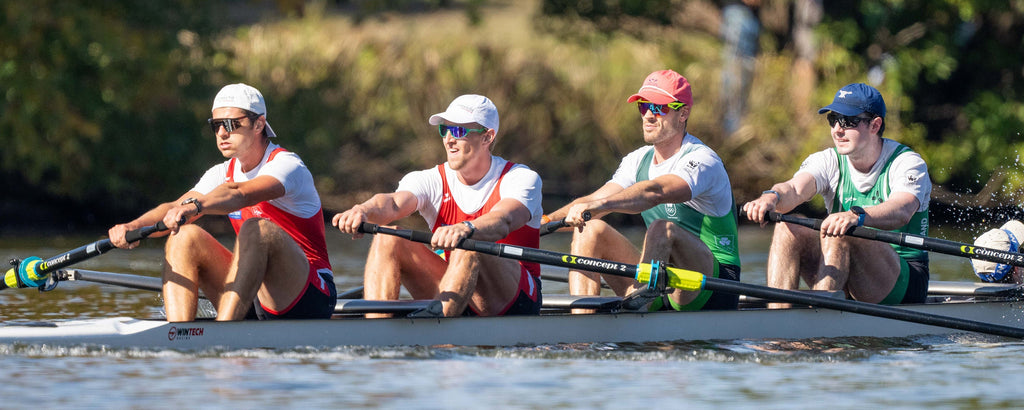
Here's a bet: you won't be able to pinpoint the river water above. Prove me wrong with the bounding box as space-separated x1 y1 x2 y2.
0 225 1021 409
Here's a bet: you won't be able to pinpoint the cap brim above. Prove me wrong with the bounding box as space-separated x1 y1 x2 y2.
264 121 277 138
817 103 865 116
428 112 479 126
626 92 675 105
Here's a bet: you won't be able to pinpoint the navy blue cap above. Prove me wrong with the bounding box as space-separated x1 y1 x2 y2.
817 83 886 118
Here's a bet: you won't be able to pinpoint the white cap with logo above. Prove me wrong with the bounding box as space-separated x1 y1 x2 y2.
212 83 277 137
428 94 499 133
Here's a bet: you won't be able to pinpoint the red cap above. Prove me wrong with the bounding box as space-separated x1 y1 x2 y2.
626 70 693 106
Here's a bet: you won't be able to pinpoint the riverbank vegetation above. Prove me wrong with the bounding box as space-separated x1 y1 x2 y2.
2 0 1022 231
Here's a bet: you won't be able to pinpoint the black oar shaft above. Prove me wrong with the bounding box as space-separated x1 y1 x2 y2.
2 222 168 290
360 222 1024 339
769 212 1024 267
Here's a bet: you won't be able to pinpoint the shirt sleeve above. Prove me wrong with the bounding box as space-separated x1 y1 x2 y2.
396 168 443 217
191 162 229 194
672 148 734 217
608 146 649 189
888 152 932 211
796 148 839 200
498 165 544 228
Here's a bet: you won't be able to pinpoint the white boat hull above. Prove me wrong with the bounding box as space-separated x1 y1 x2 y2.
2 299 1022 350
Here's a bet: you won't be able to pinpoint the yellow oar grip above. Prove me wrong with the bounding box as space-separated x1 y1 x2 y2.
635 263 705 291
3 268 17 289
666 266 705 291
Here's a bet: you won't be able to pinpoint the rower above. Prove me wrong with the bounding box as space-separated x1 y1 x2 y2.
332 94 544 318
742 83 932 307
545 69 742 313
970 220 1024 284
108 84 337 322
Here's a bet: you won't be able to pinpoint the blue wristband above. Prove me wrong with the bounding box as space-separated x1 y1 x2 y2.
850 206 866 227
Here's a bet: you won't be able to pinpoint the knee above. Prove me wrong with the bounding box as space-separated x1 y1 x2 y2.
369 231 409 254
572 219 613 243
237 218 282 243
165 224 207 252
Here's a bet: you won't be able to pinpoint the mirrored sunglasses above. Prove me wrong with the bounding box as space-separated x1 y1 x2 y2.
637 101 685 116
208 115 258 133
438 124 487 139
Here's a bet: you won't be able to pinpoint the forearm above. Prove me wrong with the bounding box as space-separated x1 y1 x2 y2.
356 193 414 225
858 199 919 230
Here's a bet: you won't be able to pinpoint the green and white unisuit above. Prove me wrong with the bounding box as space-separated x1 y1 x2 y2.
609 134 740 310
797 138 932 304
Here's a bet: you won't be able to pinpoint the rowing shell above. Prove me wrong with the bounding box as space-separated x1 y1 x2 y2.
1 296 1021 350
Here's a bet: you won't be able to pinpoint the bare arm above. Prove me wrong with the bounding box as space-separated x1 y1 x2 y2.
332 191 419 238
818 192 921 237
741 172 818 226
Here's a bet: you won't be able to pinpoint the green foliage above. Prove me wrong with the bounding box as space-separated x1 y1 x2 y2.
2 0 1024 229
0 0 221 215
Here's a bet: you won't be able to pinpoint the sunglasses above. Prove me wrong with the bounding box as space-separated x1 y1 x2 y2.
637 101 686 116
438 124 487 139
826 112 874 129
208 114 259 133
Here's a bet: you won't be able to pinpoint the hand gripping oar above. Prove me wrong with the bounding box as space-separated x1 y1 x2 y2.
358 222 1024 339
2 222 169 291
540 211 591 236
768 212 1024 267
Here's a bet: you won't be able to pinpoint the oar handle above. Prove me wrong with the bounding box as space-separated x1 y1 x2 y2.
2 221 171 291
768 211 1024 267
540 211 591 236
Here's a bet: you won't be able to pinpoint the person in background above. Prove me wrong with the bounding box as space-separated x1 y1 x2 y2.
970 220 1024 284
743 83 931 307
109 83 336 322
332 94 544 318
546 69 742 313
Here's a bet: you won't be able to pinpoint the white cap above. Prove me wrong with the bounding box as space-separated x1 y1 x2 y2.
212 83 276 137
971 220 1024 282
428 94 499 133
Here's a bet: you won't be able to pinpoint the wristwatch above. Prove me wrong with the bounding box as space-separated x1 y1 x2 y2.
462 220 476 238
850 206 866 227
181 198 203 215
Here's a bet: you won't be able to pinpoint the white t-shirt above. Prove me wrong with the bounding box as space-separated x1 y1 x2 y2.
191 142 322 218
796 138 931 212
397 155 543 229
608 134 734 217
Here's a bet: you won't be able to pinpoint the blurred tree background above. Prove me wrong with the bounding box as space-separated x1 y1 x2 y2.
1 0 1022 234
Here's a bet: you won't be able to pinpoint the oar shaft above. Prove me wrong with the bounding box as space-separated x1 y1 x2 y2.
2 222 168 290
360 222 1024 339
769 212 1024 267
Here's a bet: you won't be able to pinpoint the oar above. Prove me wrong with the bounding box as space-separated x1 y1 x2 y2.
2 222 168 291
54 268 368 299
540 211 591 236
358 222 1024 339
768 212 1024 267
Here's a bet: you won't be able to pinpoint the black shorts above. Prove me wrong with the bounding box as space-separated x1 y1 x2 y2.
901 259 929 304
253 271 338 320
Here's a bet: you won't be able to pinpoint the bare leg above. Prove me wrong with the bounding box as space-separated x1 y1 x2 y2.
442 249 522 317
820 235 900 303
162 225 232 322
568 220 641 313
216 218 310 321
363 232 446 318
638 220 715 309
765 222 821 309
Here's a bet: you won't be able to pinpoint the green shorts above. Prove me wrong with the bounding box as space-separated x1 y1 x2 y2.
648 259 741 311
879 257 929 305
